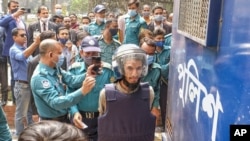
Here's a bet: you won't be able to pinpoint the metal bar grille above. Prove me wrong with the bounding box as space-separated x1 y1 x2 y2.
178 0 209 42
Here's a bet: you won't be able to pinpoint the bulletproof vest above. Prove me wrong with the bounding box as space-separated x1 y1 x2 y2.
98 82 156 141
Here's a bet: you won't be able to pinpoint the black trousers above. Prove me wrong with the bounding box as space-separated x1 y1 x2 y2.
159 81 168 130
79 111 99 141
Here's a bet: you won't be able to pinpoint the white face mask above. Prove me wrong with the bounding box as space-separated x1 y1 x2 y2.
55 9 62 15
40 17 48 23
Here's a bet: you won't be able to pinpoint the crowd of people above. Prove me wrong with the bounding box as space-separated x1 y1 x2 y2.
0 0 173 140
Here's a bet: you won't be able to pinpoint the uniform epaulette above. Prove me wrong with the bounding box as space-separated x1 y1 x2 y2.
94 35 102 40
139 16 146 24
39 68 49 75
163 45 171 50
102 61 112 70
164 33 172 38
152 63 161 69
113 38 121 45
70 62 82 69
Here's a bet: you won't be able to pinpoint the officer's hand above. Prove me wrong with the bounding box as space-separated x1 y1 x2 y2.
86 64 96 77
151 107 160 118
82 76 96 95
87 64 103 76
73 112 84 129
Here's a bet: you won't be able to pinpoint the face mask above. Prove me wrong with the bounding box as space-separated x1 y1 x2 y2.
128 10 137 17
83 56 92 66
80 24 89 31
56 54 64 67
97 17 105 23
40 17 48 23
90 18 95 22
154 15 163 22
155 41 164 48
11 8 18 14
55 9 62 15
142 11 150 17
109 28 118 36
58 38 68 45
147 55 154 65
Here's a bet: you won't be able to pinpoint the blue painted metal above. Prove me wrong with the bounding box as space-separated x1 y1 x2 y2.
167 0 250 141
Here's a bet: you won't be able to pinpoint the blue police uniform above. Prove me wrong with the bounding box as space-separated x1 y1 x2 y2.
98 35 121 64
0 107 11 141
141 63 161 108
155 46 171 83
164 33 172 47
155 45 171 129
123 14 147 45
31 63 86 120
88 21 105 36
68 61 114 141
68 61 114 114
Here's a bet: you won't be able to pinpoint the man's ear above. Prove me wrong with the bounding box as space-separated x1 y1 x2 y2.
49 51 53 58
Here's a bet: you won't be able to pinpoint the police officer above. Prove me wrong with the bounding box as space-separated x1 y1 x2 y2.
98 18 121 65
88 4 106 36
140 37 161 125
153 28 171 130
68 36 114 141
98 44 156 141
0 106 11 141
123 0 148 45
31 39 96 123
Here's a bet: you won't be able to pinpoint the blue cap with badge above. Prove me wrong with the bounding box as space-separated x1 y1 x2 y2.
94 4 106 13
81 36 101 52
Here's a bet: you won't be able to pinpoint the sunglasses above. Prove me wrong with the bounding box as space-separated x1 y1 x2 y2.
19 34 27 37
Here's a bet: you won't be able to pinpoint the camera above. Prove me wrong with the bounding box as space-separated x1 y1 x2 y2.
21 8 31 13
91 56 101 75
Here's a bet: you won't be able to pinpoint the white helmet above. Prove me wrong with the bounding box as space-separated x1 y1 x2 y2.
112 44 148 79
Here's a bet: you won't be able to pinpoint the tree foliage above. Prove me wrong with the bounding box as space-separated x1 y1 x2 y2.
69 0 89 14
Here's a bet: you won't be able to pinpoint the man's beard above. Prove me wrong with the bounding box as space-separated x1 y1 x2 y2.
121 76 140 91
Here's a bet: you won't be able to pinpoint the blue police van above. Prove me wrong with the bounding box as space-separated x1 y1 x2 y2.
164 0 250 141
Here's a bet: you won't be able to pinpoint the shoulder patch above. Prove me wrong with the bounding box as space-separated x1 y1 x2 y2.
42 80 50 88
152 63 161 69
102 62 112 69
70 62 82 69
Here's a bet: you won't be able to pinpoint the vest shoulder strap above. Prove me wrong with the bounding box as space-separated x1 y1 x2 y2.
105 84 117 101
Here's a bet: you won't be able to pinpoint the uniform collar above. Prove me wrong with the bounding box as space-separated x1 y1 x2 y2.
126 14 140 22
39 62 57 76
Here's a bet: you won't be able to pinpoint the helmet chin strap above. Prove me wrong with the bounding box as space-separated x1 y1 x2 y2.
121 76 141 91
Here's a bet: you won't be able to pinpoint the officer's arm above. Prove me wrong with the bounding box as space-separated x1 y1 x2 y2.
70 105 79 116
62 64 96 89
62 70 86 89
0 107 11 140
152 69 161 108
159 51 171 80
161 62 170 80
32 77 84 110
